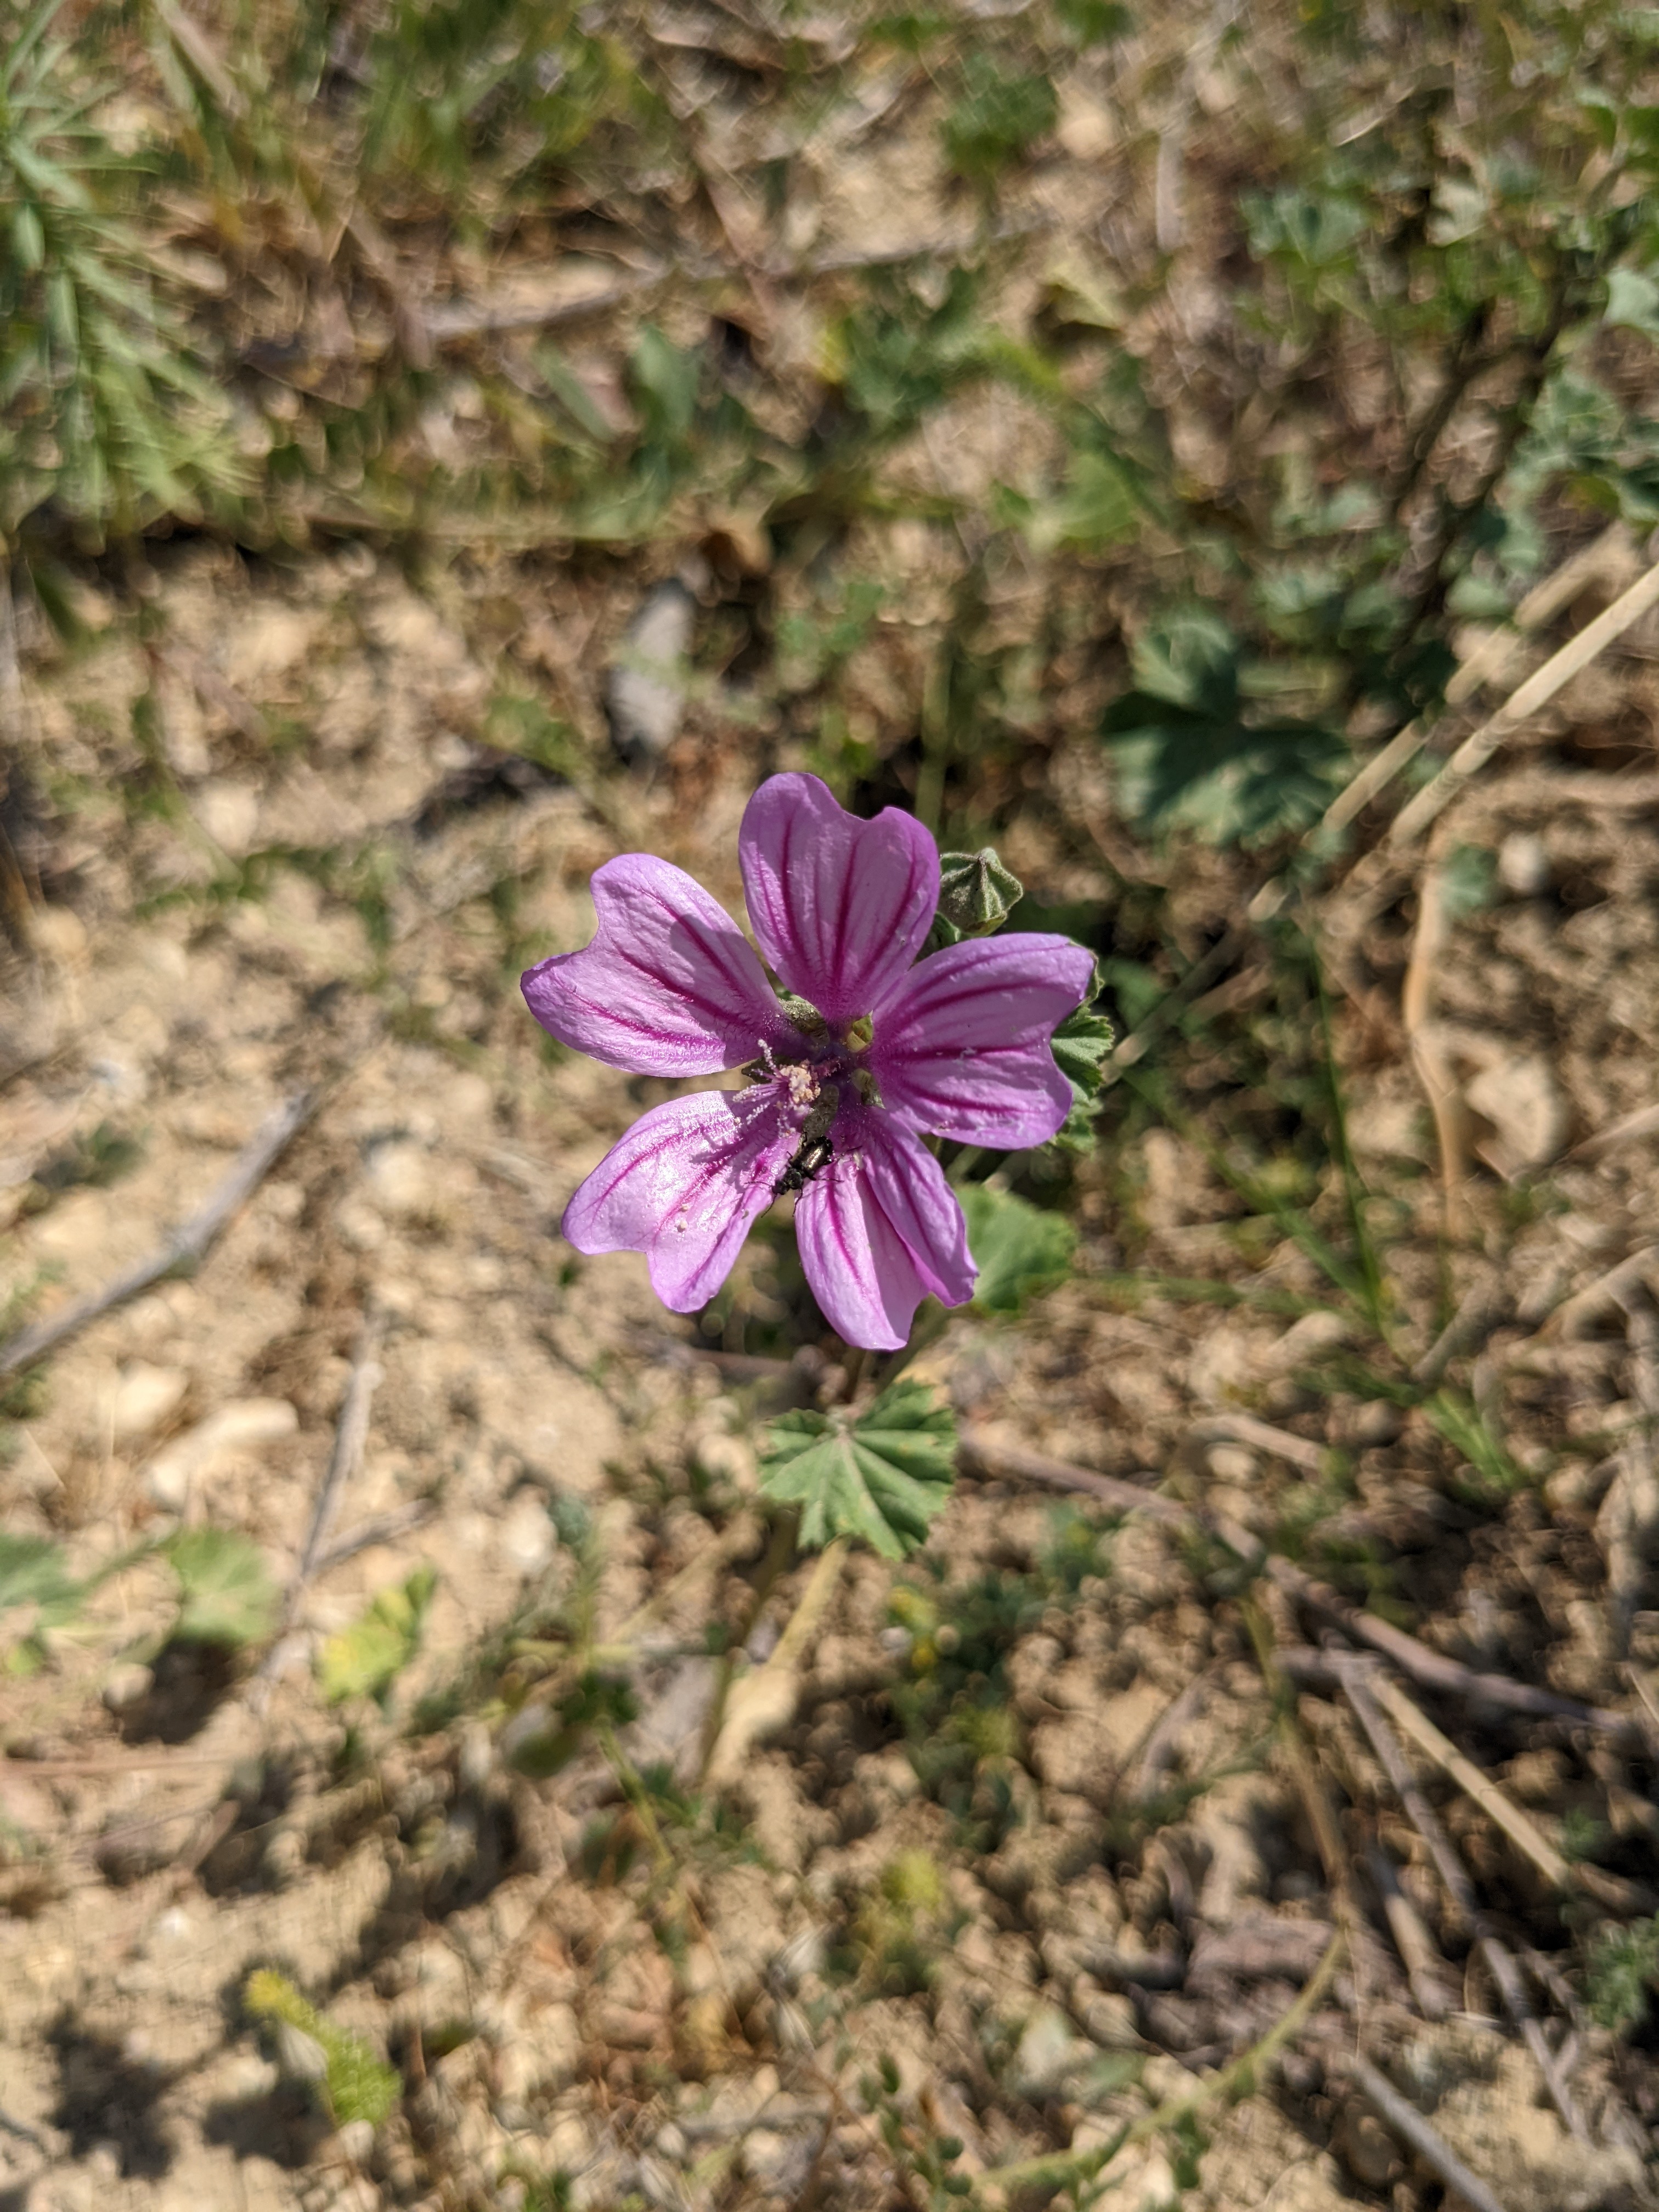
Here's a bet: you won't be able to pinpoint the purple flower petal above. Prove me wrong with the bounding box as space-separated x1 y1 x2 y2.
522 854 796 1077
563 1089 797 1312
795 1111 974 1350
739 774 939 1029
868 934 1096 1148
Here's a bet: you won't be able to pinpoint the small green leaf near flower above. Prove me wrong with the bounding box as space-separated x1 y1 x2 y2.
0 1534 81 1624
958 1186 1077 1314
1049 997 1116 1153
758 1381 957 1560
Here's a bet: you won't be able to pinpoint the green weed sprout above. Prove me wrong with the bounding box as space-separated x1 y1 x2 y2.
245 1968 401 2129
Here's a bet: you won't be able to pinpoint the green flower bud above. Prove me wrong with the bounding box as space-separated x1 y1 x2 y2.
936 848 1024 938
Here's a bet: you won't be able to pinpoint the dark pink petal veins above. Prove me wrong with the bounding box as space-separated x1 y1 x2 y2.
794 1113 974 1351
563 1089 797 1312
738 774 940 1029
522 854 797 1078
868 934 1096 1148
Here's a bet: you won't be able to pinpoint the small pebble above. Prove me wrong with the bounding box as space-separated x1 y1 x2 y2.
101 1662 154 1713
1497 830 1551 896
1352 1400 1403 1447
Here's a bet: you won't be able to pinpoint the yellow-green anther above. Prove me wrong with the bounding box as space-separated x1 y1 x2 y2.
846 1014 874 1050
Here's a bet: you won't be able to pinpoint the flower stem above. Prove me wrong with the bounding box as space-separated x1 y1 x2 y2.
695 1507 797 1785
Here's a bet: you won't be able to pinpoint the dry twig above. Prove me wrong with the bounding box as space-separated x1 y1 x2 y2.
0 1088 319 1380
1324 525 1630 834
1334 1654 1588 2138
1389 547 1659 847
1189 1411 1326 1474
979 1931 1346 2198
958 1426 1182 1520
1265 1555 1641 1743
291 1305 386 1598
253 1304 386 1702
966 1429 1644 1742
1568 1101 1659 1164
1401 855 1470 1234
1350 2055 1513 2212
1367 1670 1656 1912
1364 1842 1453 2021
1369 1671 1573 1889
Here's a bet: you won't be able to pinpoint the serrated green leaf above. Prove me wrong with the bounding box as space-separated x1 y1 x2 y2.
1049 1000 1116 1151
318 1566 436 1705
1103 696 1349 845
758 1381 956 1560
1052 1009 1115 1087
958 1185 1076 1314
163 1529 276 1646
1026 448 1138 552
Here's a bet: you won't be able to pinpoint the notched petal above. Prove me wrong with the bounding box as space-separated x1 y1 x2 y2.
795 1114 973 1350
523 854 795 1078
563 1089 797 1312
739 774 939 1030
869 934 1095 1148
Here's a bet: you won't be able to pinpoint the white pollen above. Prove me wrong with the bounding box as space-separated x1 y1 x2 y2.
786 1065 818 1109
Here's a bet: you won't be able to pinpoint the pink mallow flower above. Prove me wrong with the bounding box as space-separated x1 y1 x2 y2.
521 773 1093 1351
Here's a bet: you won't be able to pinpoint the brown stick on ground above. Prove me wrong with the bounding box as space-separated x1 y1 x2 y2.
1390 549 1659 847
1263 1553 1641 1743
1350 2056 1513 2212
0 1088 320 1380
1402 856 1470 1237
1323 524 1630 836
962 1426 1645 1743
1335 1654 1588 2140
1364 1843 1453 2021
1368 1669 1657 1914
957 1427 1186 1522
259 1305 387 1683
1187 1412 1326 1474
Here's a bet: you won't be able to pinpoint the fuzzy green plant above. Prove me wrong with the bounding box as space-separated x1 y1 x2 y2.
0 0 244 590
1584 1915 1659 2036
244 1968 401 2129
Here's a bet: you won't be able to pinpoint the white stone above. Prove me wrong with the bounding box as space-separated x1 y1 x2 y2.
111 1362 189 1442
498 1493 555 1575
194 780 261 857
1465 1052 1570 1175
142 1397 298 1509
1012 2004 1089 2097
365 1138 438 1221
1497 831 1551 896
1081 2143 1177 2211
102 1662 154 1713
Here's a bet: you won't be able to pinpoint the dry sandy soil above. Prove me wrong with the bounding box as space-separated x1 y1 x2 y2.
2 540 1659 2212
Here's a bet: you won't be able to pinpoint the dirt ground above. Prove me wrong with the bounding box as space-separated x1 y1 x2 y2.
1 532 1657 2212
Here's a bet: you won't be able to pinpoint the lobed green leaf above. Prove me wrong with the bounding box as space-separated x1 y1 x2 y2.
759 1381 957 1560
